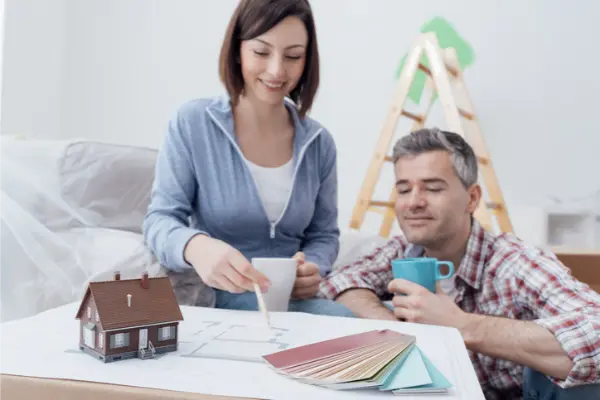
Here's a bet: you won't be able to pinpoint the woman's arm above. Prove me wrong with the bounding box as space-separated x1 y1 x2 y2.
142 109 207 272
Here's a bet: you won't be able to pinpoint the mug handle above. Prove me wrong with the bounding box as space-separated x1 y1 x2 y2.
435 261 454 280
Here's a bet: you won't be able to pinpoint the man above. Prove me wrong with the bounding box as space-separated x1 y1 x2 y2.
320 128 600 399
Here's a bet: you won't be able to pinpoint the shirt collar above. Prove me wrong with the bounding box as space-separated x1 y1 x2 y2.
458 218 492 290
404 218 491 290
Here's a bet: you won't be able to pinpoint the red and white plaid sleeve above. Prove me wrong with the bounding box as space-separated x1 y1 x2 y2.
510 249 600 388
319 236 406 300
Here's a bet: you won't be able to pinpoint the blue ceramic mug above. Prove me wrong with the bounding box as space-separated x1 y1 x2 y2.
391 257 454 292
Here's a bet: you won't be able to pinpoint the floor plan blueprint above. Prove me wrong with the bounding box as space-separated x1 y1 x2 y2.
178 320 291 363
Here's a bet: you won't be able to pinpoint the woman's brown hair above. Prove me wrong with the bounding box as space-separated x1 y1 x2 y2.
218 0 319 118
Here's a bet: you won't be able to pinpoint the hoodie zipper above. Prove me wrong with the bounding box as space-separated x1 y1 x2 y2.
208 109 323 239
267 128 322 238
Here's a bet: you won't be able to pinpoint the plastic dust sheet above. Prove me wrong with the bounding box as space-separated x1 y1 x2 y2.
1 138 163 322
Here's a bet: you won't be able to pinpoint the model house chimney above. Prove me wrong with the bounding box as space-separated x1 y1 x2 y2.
127 294 132 307
114 271 121 281
141 271 149 289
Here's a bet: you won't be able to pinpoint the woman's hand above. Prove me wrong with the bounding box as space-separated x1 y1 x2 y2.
291 252 321 299
183 234 271 293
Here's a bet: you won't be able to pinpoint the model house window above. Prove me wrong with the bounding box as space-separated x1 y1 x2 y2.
95 311 99 321
87 307 91 318
158 326 175 341
110 332 130 348
98 332 104 349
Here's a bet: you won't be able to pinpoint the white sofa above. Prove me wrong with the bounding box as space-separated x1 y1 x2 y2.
0 137 386 323
0 138 164 322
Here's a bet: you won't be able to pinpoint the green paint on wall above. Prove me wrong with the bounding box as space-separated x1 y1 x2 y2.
396 17 475 104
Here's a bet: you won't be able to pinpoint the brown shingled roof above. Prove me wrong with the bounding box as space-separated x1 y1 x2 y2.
75 274 183 331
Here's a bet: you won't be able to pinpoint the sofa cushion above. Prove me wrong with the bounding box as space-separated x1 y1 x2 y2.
0 138 158 233
58 140 157 233
1 138 73 229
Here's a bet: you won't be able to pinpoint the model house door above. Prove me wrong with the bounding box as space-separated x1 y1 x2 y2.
84 327 95 348
139 328 148 349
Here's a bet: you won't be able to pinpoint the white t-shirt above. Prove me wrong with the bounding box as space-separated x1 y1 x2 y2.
439 274 459 301
245 158 294 223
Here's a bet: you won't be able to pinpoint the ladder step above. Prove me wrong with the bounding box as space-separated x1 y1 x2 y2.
384 155 393 163
400 109 425 123
477 156 489 165
458 108 475 120
445 64 459 77
418 62 458 78
370 200 395 208
487 202 503 211
368 207 387 216
418 63 432 76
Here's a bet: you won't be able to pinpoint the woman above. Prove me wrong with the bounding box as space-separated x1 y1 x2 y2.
143 0 353 317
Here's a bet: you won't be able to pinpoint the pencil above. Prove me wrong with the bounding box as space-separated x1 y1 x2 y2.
253 282 270 327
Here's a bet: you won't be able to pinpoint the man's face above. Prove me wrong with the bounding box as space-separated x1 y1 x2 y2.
394 150 479 246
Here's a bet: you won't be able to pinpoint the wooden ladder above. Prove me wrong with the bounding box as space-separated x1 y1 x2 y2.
349 32 513 237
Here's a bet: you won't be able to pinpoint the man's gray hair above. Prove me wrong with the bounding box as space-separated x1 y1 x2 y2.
392 127 478 188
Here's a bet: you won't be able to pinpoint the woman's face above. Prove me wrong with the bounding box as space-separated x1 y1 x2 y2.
240 16 308 106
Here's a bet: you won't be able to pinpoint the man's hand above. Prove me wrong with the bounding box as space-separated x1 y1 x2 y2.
291 252 321 299
388 278 468 328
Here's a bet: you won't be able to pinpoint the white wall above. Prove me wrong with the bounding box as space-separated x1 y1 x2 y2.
2 0 600 237
59 0 233 146
1 0 68 140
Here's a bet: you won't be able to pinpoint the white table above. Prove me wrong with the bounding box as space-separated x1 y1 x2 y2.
0 302 484 399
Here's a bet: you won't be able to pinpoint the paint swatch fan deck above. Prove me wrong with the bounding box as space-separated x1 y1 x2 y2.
262 330 453 394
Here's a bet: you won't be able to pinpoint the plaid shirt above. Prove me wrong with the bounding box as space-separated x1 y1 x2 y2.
319 220 600 399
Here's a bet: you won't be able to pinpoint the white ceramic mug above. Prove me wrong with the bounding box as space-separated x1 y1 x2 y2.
251 257 297 312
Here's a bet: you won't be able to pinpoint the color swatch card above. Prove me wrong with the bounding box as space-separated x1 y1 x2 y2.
382 346 453 395
262 329 453 394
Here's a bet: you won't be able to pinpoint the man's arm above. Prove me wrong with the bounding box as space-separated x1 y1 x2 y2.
389 277 581 376
318 236 406 318
336 289 396 320
469 250 600 388
460 314 574 380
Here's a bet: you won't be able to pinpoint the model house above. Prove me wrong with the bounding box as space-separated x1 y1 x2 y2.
75 271 184 362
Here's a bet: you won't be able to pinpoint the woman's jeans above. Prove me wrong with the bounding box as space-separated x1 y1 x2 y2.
214 289 355 318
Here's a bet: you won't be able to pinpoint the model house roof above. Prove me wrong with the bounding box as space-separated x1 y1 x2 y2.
75 272 184 331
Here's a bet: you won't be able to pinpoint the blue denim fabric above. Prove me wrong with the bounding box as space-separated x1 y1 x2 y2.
214 289 355 318
523 367 600 400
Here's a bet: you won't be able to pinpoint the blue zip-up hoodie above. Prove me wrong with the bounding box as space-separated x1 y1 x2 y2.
143 96 340 276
